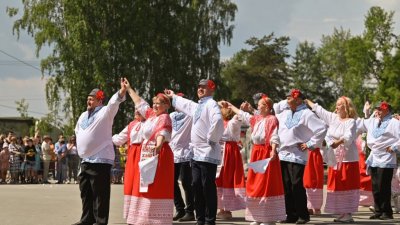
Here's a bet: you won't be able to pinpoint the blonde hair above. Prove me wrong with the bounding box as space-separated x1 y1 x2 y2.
340 96 358 119
221 107 235 120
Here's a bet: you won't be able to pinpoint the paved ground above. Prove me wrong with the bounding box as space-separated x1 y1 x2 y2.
0 183 399 225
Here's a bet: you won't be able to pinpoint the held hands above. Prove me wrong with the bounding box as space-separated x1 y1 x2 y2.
270 150 278 161
386 146 395 153
298 143 308 152
164 89 175 98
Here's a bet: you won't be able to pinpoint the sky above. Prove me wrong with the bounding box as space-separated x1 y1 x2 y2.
1 0 400 118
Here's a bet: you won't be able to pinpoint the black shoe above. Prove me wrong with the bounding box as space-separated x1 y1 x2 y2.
279 218 298 223
194 222 205 225
71 222 92 225
369 214 381 219
173 211 185 221
380 214 394 220
296 218 310 224
179 212 195 221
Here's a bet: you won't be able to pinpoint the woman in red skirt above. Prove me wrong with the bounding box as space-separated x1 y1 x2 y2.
305 97 360 223
112 110 145 219
303 148 324 215
356 134 373 207
222 95 286 225
215 105 246 219
123 79 174 225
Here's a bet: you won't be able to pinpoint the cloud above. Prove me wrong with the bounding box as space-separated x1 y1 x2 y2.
15 42 36 60
0 77 48 117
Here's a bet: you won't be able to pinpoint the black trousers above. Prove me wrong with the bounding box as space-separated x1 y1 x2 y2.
78 162 112 225
174 162 194 213
370 167 393 216
280 161 310 221
192 160 217 225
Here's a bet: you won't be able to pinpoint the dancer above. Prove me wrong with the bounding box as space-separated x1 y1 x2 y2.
124 79 174 225
305 97 360 223
274 89 326 224
170 93 195 222
223 96 286 225
215 102 246 220
112 110 145 222
357 101 400 220
165 79 224 225
73 79 127 225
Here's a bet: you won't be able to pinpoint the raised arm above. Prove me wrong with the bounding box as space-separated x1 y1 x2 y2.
123 78 141 105
165 89 198 116
305 99 336 125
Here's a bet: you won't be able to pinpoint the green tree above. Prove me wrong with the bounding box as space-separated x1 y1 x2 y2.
8 0 237 133
220 33 290 105
290 41 335 108
363 6 399 108
15 98 29 118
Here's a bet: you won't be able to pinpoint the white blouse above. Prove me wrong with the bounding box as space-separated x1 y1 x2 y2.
112 121 144 146
240 111 279 145
136 100 171 142
221 115 243 142
312 104 358 162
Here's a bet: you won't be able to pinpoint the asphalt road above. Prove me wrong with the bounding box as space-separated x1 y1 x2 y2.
0 184 399 225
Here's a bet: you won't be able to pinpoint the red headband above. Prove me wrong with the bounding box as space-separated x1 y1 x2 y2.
156 93 171 106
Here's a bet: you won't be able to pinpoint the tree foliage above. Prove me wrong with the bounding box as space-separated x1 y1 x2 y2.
221 33 290 105
290 41 335 108
15 98 29 118
8 0 237 133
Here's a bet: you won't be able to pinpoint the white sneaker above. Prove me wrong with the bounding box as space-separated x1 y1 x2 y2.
250 222 260 225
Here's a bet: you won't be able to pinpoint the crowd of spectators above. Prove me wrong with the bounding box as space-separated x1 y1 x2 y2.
0 131 126 184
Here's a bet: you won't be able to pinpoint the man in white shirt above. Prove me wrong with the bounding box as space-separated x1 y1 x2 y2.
170 94 195 221
72 79 126 225
358 101 400 220
165 79 224 225
274 89 326 224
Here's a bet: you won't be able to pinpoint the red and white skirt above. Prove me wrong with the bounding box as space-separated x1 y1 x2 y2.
245 144 286 223
303 148 324 210
357 137 373 206
216 141 246 211
324 161 360 214
123 143 142 218
125 143 174 225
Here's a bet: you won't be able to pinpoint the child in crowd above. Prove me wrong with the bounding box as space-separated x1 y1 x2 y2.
24 138 37 183
0 143 10 183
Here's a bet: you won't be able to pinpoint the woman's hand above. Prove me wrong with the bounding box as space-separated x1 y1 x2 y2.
152 145 162 155
270 150 278 161
164 89 175 98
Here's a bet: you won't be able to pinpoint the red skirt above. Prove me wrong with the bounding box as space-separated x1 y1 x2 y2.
324 162 360 214
125 142 174 225
245 144 285 222
357 137 373 206
303 148 324 210
124 144 141 196
216 141 246 211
